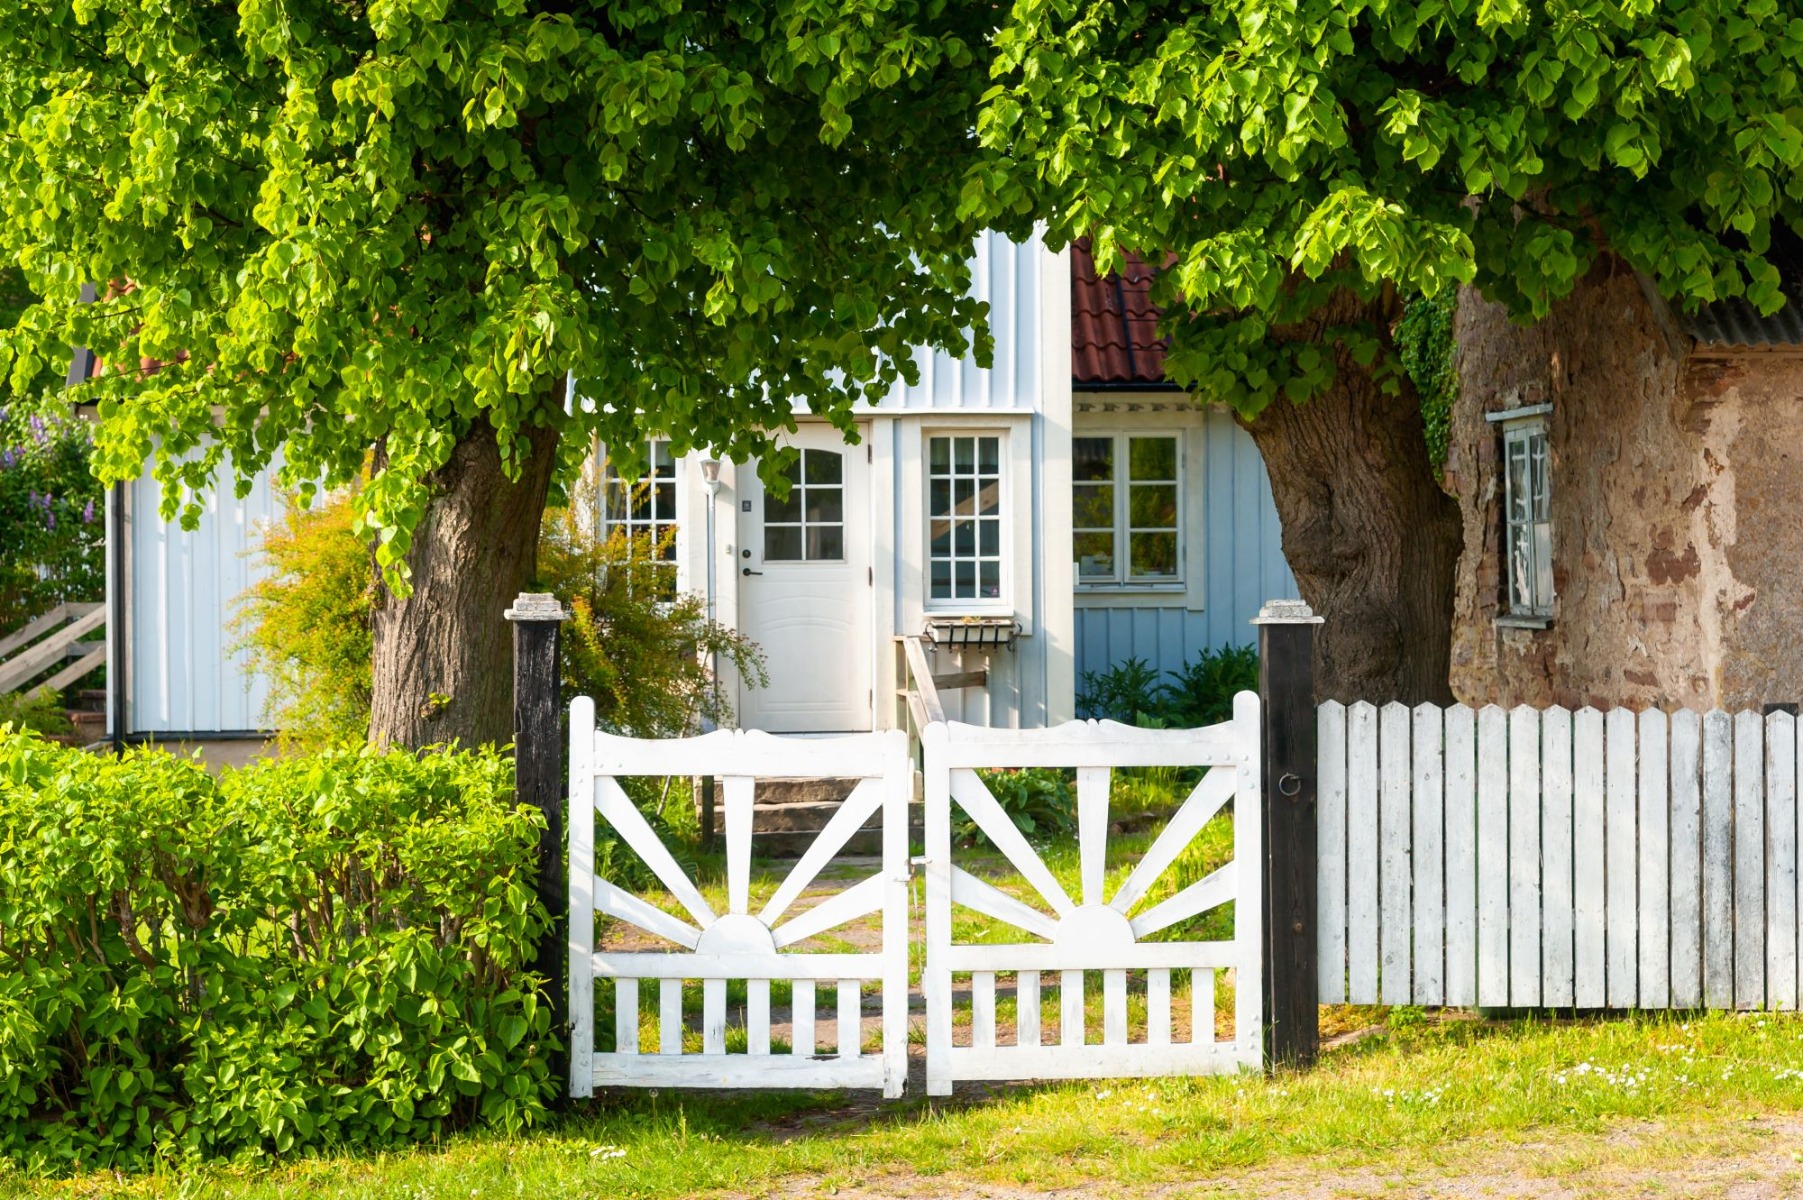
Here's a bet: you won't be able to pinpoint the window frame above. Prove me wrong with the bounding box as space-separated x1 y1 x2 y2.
923 429 1012 613
1487 405 1554 624
761 446 848 564
1072 429 1186 591
601 438 681 591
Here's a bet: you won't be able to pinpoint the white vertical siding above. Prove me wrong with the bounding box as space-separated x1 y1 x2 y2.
127 458 280 733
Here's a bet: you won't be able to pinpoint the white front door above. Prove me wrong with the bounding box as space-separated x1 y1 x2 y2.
736 424 873 732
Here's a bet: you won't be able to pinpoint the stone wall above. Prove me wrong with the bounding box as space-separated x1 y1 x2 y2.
1447 256 1803 711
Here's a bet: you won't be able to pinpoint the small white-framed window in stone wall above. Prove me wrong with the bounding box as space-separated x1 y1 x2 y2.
1488 406 1553 619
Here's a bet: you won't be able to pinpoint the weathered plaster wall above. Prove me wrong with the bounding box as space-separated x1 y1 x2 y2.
1448 257 1803 711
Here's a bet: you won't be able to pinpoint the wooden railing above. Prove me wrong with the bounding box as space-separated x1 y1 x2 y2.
894 635 945 739
0 602 106 695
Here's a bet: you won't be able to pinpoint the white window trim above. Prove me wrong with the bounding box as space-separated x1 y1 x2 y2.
599 437 686 593
923 427 1015 617
1073 429 1186 594
1486 405 1553 625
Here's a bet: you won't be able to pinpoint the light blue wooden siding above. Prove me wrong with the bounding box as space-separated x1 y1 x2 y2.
126 461 281 733
874 231 1044 413
1074 409 1295 684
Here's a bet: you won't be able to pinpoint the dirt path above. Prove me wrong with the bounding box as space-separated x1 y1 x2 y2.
748 1116 1803 1199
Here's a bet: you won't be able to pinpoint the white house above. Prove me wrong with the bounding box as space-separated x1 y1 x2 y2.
100 236 1296 741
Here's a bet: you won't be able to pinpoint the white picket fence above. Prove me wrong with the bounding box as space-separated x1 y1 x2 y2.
922 699 1263 1093
1319 701 1802 1011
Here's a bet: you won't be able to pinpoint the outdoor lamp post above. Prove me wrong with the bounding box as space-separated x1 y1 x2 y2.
699 458 722 848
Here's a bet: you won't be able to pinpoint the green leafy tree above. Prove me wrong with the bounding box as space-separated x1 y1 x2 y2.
0 0 1012 746
969 0 1803 701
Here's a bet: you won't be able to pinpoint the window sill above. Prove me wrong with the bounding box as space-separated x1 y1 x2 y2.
1494 614 1553 630
1075 582 1187 594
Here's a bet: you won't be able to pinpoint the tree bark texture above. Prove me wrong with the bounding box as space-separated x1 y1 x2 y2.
1239 293 1463 705
370 416 562 748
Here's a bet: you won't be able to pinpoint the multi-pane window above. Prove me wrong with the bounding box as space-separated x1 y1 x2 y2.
1073 434 1181 585
928 434 1003 601
1499 415 1553 616
764 448 845 561
604 439 678 561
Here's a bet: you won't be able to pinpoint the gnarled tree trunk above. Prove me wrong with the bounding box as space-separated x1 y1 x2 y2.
1239 294 1463 705
370 415 561 748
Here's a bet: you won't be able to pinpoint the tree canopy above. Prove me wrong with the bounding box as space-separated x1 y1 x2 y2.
0 0 1011 585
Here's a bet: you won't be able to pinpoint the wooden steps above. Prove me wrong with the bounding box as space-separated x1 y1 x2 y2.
703 777 923 858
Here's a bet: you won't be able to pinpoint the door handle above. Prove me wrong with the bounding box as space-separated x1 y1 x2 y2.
742 567 763 576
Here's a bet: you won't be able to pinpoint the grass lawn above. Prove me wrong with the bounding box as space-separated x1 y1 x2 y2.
14 1008 1803 1198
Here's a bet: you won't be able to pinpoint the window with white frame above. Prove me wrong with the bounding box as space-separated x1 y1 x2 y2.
603 439 678 568
1073 433 1182 585
927 434 1004 602
1491 408 1553 618
763 448 845 561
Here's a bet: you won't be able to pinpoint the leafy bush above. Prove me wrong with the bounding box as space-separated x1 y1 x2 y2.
0 690 72 737
1077 644 1259 729
1396 289 1457 474
233 489 374 749
0 732 552 1173
963 768 1075 847
0 404 104 631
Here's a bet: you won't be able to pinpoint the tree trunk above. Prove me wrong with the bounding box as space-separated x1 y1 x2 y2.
1238 296 1463 705
370 416 561 748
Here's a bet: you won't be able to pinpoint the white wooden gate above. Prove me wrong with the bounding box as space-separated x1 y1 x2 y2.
921 696 1263 1094
568 697 912 1096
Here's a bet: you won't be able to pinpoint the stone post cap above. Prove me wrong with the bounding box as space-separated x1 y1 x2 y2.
504 592 569 622
1251 598 1324 626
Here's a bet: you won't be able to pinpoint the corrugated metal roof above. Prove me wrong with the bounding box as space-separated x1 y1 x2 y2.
1071 238 1172 386
1683 296 1803 348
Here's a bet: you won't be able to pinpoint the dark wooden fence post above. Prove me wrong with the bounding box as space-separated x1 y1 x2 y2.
506 592 569 1099
1254 598 1322 1070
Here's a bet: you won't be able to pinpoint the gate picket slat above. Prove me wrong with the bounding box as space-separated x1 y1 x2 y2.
1061 970 1084 1047
703 979 727 1055
972 972 995 1050
1147 969 1171 1047
1445 706 1478 1006
838 980 862 1058
1412 703 1446 1005
1477 705 1510 1008
1104 969 1128 1045
1509 706 1542 1008
1541 707 1575 1008
1018 971 1041 1047
1573 708 1607 1009
1734 711 1767 1009
1194 969 1217 1045
1347 702 1381 1004
616 978 640 1056
1318 702 1349 1004
1380 702 1413 1005
748 979 771 1056
1670 710 1704 1009
660 978 684 1055
1765 714 1797 1011
792 979 817 1056
1702 711 1734 1009
1606 708 1638 1008
1637 711 1671 1009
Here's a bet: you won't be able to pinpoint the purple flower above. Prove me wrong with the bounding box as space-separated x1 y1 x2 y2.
27 415 44 443
82 499 94 524
0 448 13 469
44 510 54 531
26 489 37 508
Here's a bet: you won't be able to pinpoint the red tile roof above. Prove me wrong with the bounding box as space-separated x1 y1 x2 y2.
1071 237 1172 386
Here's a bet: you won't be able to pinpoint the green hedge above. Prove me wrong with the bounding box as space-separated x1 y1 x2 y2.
0 731 554 1173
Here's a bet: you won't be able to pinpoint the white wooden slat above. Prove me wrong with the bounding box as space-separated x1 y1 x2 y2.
1061 970 1084 1047
942 941 1241 973
615 978 639 1056
748 979 771 1056
1734 710 1767 1010
1541 707 1575 1008
1077 766 1111 908
596 777 718 929
594 878 703 950
594 952 880 981
1318 702 1349 1005
1766 713 1797 1011
1018 971 1041 1048
1411 703 1445 1006
771 874 886 949
725 776 754 916
880 746 911 1099
1605 708 1639 1008
1702 710 1735 1009
1572 707 1607 1009
1669 710 1704 1009
759 778 884 926
1111 768 1236 915
792 979 817 1055
1509 706 1542 1008
972 972 996 1050
950 770 1077 917
1128 864 1233 940
934 717 1244 769
1147 968 1171 1047
703 979 727 1055
838 980 861 1057
591 725 909 781
660 978 683 1055
1476 705 1510 1008
1104 969 1128 1045
1379 702 1413 1006
1346 702 1380 1003
1638 710 1671 1010
950 866 1062 942
1232 689 1264 1063
568 696 598 1096
1194 969 1217 1046
1444 705 1478 1006
592 1053 886 1090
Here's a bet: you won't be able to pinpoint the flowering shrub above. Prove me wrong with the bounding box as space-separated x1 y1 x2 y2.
0 404 103 630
